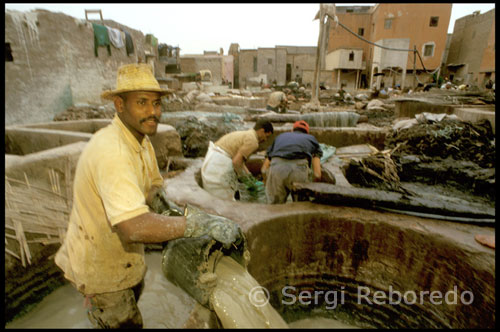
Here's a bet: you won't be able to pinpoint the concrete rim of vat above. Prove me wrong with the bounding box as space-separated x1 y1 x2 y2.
164 159 495 328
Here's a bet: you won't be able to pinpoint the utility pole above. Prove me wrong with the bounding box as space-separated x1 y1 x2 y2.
311 5 326 105
275 47 278 86
413 45 417 89
311 4 335 105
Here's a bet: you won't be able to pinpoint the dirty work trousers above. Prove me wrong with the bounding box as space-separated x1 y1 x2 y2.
85 280 144 329
265 157 310 204
201 141 238 201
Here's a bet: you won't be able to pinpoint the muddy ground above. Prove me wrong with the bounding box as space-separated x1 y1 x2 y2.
342 116 495 202
385 118 495 200
51 88 495 208
6 87 494 324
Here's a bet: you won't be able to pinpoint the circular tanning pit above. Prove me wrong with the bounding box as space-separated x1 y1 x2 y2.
244 212 495 328
164 159 494 328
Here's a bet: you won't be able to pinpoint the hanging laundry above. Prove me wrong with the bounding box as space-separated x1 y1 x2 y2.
124 30 134 56
92 23 111 57
106 25 124 48
146 33 158 48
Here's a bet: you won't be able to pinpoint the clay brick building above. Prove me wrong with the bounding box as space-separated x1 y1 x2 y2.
237 47 287 87
179 52 234 86
444 8 495 86
326 4 452 90
236 44 333 89
5 9 179 126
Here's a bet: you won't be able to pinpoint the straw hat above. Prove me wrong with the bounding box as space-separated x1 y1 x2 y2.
101 63 172 100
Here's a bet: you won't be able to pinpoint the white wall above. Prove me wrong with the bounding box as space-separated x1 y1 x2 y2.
326 49 364 70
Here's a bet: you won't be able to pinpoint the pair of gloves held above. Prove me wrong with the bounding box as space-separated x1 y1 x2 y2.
149 188 243 249
238 173 262 192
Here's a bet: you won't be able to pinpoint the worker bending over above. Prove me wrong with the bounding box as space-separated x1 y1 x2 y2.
261 120 322 204
201 119 274 200
266 90 288 113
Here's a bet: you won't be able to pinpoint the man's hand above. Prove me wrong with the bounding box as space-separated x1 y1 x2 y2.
238 173 259 192
147 186 184 216
183 205 243 248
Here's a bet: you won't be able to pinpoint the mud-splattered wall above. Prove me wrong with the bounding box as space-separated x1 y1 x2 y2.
5 9 151 126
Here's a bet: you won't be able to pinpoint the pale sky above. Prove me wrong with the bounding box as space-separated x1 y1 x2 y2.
4 3 496 55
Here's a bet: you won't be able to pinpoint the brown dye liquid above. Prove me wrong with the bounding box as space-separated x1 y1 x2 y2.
6 252 359 328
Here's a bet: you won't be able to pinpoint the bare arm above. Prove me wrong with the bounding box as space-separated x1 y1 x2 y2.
261 157 271 183
114 212 186 244
311 156 322 182
232 150 250 177
145 185 163 207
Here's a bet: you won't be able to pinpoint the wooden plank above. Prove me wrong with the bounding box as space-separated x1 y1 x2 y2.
5 248 21 261
292 182 495 223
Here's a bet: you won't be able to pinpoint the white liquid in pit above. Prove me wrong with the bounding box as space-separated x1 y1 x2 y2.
210 256 360 329
210 255 289 328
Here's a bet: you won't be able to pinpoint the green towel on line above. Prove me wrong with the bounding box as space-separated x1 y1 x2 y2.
92 23 111 57
146 34 158 47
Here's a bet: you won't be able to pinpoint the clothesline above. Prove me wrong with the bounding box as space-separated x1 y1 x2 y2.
92 22 135 57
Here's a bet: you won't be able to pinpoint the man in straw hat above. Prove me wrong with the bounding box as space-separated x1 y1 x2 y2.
261 120 323 204
54 63 242 328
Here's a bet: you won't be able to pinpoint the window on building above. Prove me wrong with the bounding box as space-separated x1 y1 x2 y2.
268 58 273 65
5 43 13 62
253 56 257 72
423 44 434 57
346 9 354 13
429 16 439 27
349 52 354 61
358 28 364 36
384 18 392 29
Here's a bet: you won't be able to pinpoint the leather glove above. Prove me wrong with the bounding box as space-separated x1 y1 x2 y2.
183 205 243 249
148 187 184 216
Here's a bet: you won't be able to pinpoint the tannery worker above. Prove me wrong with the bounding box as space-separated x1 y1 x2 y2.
266 90 288 113
201 119 274 200
261 120 323 204
54 63 242 328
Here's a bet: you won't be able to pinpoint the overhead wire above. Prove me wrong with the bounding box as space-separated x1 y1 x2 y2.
415 49 441 75
328 14 414 52
328 13 440 76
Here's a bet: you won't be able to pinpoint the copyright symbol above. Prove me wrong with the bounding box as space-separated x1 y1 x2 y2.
248 286 270 307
